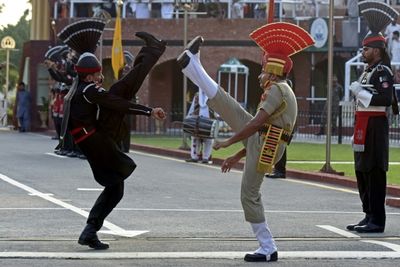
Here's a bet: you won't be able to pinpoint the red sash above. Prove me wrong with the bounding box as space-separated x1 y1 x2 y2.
353 111 386 152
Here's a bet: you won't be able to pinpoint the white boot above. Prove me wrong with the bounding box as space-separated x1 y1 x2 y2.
181 51 218 99
251 222 277 255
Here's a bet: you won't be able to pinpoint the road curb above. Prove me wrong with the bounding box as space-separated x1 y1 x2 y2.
131 143 400 208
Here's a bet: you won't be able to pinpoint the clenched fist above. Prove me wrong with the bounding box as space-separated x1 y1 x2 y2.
151 107 166 120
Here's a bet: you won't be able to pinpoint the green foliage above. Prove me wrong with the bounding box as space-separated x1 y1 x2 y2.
40 96 49 112
0 9 30 92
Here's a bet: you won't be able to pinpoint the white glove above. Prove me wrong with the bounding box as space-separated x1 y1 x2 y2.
349 81 362 97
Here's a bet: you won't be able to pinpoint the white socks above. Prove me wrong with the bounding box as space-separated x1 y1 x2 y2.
182 51 218 99
251 222 277 255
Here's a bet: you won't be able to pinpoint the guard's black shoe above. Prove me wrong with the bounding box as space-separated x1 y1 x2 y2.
177 36 204 68
265 172 286 179
135 32 167 51
346 217 369 231
354 223 384 233
78 224 109 250
185 36 204 55
244 251 278 262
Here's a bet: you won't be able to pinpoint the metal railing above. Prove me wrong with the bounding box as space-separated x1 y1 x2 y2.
130 106 400 147
53 0 333 20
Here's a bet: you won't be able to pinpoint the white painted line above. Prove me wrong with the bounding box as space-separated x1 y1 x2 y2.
362 240 400 252
317 225 360 238
0 251 400 259
45 152 67 158
77 188 103 191
286 179 359 195
28 193 54 196
0 173 148 238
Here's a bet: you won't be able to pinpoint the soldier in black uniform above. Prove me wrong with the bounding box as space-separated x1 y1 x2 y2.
347 1 399 233
68 32 166 249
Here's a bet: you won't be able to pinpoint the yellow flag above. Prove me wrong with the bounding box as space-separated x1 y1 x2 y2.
112 4 124 79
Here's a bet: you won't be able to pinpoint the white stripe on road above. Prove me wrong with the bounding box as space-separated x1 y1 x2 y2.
45 152 67 158
0 251 400 259
0 173 148 238
362 240 400 252
317 225 360 238
77 188 103 191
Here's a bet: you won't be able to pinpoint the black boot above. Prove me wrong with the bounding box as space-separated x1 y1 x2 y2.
78 224 109 250
177 36 204 69
346 216 369 231
135 32 167 51
244 251 278 262
186 35 204 55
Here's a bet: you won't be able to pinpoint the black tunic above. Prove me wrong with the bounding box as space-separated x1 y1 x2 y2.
67 46 164 186
355 62 393 172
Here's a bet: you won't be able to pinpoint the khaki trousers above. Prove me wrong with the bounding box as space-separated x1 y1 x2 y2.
208 88 285 223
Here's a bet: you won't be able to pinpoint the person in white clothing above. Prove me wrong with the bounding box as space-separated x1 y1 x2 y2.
185 89 214 164
385 19 400 49
161 1 175 19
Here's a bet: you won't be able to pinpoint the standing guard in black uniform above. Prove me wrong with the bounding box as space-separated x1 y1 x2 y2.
57 19 167 249
347 1 399 234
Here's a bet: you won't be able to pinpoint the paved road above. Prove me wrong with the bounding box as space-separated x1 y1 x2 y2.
1 130 400 266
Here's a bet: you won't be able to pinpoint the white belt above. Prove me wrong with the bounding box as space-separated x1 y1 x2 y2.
357 106 386 112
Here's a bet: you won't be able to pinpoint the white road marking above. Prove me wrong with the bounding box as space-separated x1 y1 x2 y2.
285 179 359 194
362 240 400 252
28 193 54 196
0 173 148 238
0 251 400 259
77 188 103 191
45 152 67 158
317 225 360 238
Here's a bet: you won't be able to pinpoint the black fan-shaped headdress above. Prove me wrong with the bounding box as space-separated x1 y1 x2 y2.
57 18 106 55
44 45 65 62
359 0 399 47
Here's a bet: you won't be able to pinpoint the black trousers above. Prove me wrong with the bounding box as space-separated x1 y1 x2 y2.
273 148 287 174
355 167 386 227
86 181 124 230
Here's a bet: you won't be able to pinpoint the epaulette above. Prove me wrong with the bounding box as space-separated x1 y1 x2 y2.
376 64 393 76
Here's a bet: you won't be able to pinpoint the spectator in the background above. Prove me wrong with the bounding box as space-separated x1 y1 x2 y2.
231 0 244 19
316 76 343 136
101 0 116 17
161 1 175 19
15 82 31 132
254 3 266 20
346 0 359 19
131 0 151 19
385 19 400 50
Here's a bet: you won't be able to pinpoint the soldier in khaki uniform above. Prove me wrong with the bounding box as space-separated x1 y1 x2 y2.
177 22 314 262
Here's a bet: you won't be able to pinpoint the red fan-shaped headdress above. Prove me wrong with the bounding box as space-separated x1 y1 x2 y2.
250 22 315 76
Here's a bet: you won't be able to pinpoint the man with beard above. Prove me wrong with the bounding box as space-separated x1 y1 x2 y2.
347 1 399 233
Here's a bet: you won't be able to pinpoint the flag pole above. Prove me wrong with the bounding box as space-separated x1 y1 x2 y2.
268 0 275 24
